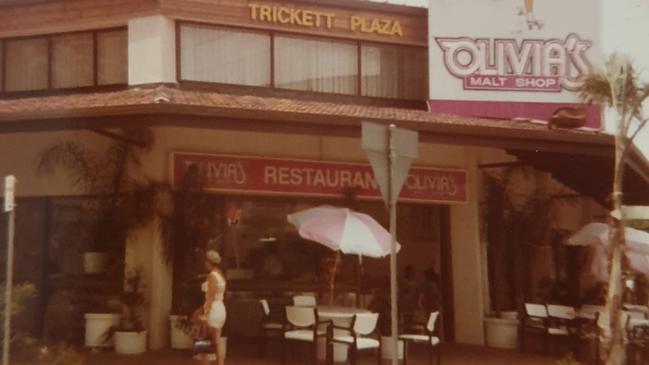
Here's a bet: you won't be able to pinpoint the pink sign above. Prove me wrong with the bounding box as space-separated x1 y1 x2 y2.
171 152 468 204
429 0 603 129
464 75 561 92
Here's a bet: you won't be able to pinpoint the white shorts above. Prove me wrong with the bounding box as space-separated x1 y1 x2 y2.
208 301 226 329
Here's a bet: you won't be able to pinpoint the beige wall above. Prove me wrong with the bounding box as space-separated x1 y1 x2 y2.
128 15 177 86
0 130 107 197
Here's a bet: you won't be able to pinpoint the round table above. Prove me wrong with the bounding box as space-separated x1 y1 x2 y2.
316 306 371 363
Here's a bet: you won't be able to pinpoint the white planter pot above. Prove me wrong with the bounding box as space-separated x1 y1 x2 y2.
169 315 193 350
380 336 404 360
115 331 148 355
484 316 519 349
84 313 121 348
83 252 108 274
192 337 227 361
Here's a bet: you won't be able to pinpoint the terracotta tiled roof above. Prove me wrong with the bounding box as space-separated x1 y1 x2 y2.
0 85 606 136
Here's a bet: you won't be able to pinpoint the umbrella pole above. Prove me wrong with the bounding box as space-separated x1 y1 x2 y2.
357 255 363 308
388 125 399 365
330 252 341 305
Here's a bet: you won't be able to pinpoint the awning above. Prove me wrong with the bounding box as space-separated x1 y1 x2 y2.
0 85 647 204
509 147 649 205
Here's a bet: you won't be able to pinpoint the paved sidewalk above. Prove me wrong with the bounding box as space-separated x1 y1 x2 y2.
81 343 562 365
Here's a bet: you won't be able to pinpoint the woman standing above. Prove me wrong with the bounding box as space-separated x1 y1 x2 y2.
200 250 227 365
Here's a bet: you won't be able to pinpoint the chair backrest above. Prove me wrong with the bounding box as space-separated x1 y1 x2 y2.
260 299 270 316
581 304 605 314
525 303 548 318
426 311 440 333
293 295 317 307
624 304 649 313
547 304 576 320
625 310 646 320
285 306 316 328
353 313 379 336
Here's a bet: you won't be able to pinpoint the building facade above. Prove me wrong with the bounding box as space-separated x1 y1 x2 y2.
0 0 648 351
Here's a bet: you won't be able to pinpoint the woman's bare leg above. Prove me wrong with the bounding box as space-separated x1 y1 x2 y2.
213 328 225 365
524 0 533 14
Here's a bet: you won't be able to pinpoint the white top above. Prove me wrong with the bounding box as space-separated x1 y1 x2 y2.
203 271 226 302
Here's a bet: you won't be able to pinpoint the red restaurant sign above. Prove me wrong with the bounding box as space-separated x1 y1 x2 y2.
171 152 468 204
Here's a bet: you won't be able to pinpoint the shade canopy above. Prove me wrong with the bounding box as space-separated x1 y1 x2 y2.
287 205 400 258
567 222 649 278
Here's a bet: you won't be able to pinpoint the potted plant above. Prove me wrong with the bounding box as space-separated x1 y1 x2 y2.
84 295 122 348
169 277 203 350
113 269 148 355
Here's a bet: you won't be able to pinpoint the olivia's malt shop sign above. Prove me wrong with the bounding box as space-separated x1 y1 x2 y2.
171 153 467 204
428 0 602 129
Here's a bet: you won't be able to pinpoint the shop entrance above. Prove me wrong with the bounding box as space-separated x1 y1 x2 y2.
170 194 455 341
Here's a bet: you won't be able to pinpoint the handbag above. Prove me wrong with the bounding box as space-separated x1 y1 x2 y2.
193 323 216 354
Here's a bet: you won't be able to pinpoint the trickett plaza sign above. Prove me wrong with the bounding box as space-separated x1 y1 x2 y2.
171 153 468 204
428 0 602 129
248 3 404 37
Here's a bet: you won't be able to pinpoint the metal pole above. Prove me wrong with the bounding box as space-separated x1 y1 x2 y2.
3 207 14 365
388 124 398 365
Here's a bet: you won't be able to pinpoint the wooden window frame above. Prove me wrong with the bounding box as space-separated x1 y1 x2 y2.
175 20 427 102
0 26 128 97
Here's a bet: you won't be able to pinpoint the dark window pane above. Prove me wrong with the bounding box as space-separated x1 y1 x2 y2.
97 29 128 85
51 32 94 89
362 44 427 100
4 38 48 92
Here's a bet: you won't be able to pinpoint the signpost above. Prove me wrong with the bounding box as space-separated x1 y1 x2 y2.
362 122 418 365
3 176 16 365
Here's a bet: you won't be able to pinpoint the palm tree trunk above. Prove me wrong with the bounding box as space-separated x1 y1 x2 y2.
604 119 628 365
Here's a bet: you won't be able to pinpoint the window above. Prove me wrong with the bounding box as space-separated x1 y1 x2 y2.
361 44 428 100
97 29 128 85
176 22 428 101
0 28 127 94
0 41 3 91
180 24 271 87
4 38 48 92
274 35 358 95
52 33 94 89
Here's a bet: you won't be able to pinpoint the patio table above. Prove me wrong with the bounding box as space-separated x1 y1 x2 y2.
316 305 371 363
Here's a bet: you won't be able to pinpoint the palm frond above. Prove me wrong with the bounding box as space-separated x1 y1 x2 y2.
36 141 100 192
578 71 612 106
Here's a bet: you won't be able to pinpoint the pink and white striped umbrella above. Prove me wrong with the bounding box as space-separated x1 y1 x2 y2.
287 205 400 258
567 222 649 279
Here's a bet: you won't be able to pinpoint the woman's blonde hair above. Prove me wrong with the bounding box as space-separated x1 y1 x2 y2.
206 250 221 265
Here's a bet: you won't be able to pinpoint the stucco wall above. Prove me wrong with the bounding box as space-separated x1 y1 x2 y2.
128 15 176 86
0 126 495 348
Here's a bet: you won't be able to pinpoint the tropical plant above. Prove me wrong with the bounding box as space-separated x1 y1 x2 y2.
0 282 36 344
116 269 147 332
483 167 554 315
37 128 174 263
37 344 84 365
577 54 649 365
